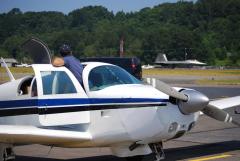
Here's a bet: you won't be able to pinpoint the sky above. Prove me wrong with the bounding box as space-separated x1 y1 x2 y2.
0 0 194 14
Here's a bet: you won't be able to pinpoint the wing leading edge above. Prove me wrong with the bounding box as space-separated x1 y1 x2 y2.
0 125 92 147
209 96 240 110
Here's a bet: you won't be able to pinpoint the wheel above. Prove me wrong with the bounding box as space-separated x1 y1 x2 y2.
2 147 15 161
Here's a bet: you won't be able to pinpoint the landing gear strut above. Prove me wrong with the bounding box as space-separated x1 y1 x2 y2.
149 142 165 161
0 144 15 161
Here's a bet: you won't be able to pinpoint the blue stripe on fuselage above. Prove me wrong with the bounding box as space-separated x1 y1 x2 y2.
0 98 168 109
0 99 38 108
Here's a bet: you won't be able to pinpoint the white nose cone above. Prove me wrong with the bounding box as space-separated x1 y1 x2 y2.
178 89 209 115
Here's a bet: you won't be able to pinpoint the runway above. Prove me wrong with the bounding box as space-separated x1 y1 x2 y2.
12 86 240 161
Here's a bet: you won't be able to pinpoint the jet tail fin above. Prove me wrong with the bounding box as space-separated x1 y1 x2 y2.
0 57 15 82
155 53 168 62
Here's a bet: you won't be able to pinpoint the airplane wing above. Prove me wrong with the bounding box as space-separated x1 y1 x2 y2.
0 125 92 147
209 96 240 110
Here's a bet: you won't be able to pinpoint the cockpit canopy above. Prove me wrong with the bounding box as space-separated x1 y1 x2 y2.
88 65 141 91
13 63 141 99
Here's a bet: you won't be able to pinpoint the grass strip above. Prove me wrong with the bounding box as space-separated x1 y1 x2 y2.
196 79 240 85
143 69 240 76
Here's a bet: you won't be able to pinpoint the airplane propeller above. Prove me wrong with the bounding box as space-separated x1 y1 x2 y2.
152 80 188 101
150 79 239 126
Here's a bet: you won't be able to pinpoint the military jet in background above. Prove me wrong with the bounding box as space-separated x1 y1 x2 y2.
154 53 206 68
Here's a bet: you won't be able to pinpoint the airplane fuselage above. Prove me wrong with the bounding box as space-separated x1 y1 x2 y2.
0 62 199 158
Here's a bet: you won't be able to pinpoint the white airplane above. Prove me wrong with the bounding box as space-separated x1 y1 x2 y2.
0 38 239 161
155 54 206 68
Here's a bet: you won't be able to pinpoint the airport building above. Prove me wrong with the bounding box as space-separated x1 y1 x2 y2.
0 58 18 67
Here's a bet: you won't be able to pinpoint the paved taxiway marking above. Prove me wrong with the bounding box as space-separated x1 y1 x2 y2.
189 154 232 161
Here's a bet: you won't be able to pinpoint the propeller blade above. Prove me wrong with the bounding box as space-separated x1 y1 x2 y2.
202 104 240 126
154 79 188 101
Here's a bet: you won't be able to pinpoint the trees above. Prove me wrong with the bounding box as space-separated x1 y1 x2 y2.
0 0 239 66
69 6 113 31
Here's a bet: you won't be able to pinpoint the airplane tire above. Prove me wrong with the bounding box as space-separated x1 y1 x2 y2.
0 146 15 161
2 151 15 161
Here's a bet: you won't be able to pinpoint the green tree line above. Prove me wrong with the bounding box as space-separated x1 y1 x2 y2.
0 0 240 66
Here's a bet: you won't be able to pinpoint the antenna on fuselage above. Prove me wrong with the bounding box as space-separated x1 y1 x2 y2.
0 57 15 82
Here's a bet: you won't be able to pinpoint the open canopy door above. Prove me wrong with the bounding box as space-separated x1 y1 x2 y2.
22 38 51 64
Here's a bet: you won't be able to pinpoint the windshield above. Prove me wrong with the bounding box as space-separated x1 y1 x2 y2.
88 65 141 91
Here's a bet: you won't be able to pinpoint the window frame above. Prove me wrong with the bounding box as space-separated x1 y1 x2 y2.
32 64 86 98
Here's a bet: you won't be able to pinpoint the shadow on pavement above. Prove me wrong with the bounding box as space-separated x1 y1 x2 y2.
163 140 240 160
15 141 240 161
16 155 122 161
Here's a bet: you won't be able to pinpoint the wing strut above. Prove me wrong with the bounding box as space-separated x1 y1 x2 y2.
0 58 15 82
